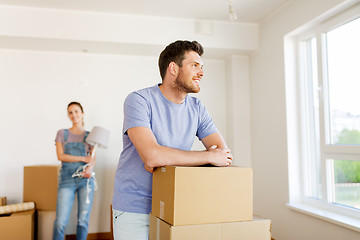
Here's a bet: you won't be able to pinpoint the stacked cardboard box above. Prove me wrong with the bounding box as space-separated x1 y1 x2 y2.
150 165 271 240
23 165 60 211
0 209 35 240
23 165 61 240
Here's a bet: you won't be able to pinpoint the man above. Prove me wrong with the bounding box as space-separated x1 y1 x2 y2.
112 40 233 240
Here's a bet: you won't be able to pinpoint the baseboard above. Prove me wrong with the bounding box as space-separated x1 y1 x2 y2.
65 232 112 240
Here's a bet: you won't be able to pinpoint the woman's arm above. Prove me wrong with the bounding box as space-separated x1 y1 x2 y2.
82 147 96 178
56 141 93 163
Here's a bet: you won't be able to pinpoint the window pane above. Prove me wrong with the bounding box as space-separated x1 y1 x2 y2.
310 38 322 199
327 17 360 145
332 159 360 209
304 38 322 200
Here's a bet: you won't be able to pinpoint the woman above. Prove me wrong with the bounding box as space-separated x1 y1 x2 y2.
53 102 96 240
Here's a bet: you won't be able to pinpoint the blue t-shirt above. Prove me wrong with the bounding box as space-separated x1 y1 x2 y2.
112 84 218 214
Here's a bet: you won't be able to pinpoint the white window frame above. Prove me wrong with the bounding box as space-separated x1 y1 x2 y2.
285 2 360 232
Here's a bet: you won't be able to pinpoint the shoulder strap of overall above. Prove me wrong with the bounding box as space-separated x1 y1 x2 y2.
83 131 89 142
64 129 68 142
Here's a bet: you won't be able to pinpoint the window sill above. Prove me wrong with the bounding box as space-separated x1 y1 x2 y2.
287 203 360 232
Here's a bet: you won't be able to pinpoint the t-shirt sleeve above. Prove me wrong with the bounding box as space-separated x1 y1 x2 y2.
196 100 218 140
123 92 151 134
55 129 64 144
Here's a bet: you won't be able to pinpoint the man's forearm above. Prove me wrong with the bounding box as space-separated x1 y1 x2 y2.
142 144 231 169
143 145 212 168
127 127 232 170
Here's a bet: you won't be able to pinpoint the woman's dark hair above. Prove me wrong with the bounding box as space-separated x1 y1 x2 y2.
67 102 84 113
158 40 204 80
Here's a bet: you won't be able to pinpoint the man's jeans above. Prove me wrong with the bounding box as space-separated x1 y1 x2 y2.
112 208 149 240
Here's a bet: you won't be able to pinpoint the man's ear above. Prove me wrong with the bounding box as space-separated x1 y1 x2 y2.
169 62 178 76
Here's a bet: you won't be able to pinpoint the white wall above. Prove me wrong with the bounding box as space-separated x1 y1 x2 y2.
226 56 252 166
0 5 254 234
250 0 360 239
0 49 232 234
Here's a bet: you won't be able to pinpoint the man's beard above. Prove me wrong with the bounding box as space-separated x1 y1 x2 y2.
174 70 200 94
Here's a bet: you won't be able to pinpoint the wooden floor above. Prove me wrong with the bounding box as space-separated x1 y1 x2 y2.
65 232 275 240
65 232 112 240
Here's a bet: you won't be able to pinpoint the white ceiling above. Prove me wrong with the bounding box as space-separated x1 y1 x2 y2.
0 0 291 23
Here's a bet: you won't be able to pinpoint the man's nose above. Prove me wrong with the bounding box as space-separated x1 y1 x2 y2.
198 68 204 77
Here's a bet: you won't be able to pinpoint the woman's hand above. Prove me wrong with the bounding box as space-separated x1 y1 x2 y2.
82 155 96 164
81 155 96 178
82 164 94 178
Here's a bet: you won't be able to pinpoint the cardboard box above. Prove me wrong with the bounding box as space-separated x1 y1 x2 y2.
152 166 253 226
23 165 61 211
149 213 271 240
38 210 56 240
0 209 35 240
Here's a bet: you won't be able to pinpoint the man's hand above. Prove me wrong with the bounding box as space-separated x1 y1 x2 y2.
208 145 233 166
144 164 154 173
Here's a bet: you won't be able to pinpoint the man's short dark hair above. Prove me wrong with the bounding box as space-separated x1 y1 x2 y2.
158 40 204 80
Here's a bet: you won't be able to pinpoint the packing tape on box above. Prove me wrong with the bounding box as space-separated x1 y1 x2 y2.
0 202 35 214
160 201 164 219
0 196 7 206
156 217 160 240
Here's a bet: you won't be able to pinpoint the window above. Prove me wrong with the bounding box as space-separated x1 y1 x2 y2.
286 2 360 231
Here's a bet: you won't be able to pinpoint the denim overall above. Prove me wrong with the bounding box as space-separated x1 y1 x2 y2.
53 129 95 240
